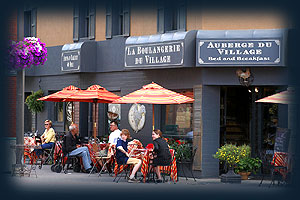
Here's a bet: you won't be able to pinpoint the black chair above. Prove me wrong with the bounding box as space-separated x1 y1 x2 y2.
59 135 81 174
38 141 56 169
259 150 289 187
177 146 198 182
146 151 173 183
259 150 273 186
113 163 131 183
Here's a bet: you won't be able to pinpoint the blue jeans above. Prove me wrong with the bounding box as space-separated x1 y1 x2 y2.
34 142 54 157
68 146 92 170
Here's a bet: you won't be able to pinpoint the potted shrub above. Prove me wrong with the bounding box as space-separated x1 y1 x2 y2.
235 157 262 180
167 138 192 162
213 144 251 183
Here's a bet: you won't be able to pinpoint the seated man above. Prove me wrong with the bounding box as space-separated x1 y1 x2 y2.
116 129 142 183
64 123 94 173
107 120 122 148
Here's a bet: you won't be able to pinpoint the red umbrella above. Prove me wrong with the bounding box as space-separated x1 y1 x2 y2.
37 85 81 102
63 85 120 103
37 85 81 122
64 85 121 137
112 82 194 129
255 88 294 105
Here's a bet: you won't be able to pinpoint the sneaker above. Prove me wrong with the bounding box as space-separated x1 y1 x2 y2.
128 177 140 183
86 168 97 174
156 179 163 183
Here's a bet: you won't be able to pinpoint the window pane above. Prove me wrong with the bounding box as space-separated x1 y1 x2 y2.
54 102 64 122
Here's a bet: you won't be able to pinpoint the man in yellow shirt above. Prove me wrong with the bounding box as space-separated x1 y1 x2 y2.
34 120 56 159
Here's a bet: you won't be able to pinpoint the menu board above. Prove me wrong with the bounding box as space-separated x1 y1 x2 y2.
274 127 290 152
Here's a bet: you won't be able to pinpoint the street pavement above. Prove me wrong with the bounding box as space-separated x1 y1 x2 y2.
3 164 295 200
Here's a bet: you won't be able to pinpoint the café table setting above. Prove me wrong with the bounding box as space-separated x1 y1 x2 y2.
112 139 178 183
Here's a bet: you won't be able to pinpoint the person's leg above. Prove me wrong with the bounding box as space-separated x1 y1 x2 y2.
41 142 53 150
127 158 142 179
69 147 92 170
154 166 162 180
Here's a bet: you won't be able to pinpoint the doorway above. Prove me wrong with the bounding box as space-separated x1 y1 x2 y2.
219 86 282 174
220 87 251 147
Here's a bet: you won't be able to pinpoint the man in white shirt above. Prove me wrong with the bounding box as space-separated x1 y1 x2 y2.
108 120 121 145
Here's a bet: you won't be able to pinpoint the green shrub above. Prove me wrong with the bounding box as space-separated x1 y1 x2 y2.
25 90 44 113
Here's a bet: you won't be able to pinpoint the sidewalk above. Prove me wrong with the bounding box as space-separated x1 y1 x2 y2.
4 164 292 197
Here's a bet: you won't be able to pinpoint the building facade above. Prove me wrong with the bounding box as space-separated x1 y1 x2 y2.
10 0 292 177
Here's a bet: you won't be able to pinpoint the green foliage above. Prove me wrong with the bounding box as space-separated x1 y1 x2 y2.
234 157 262 173
213 143 262 173
213 144 251 168
167 138 192 161
25 90 44 113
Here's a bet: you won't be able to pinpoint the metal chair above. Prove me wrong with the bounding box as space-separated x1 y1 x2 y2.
38 141 56 169
177 146 197 182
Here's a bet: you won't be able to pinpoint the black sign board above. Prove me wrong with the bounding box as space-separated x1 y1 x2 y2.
197 39 281 66
125 41 184 68
274 127 290 152
61 50 80 72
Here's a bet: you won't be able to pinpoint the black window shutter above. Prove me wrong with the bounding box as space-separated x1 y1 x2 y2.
31 8 37 37
123 0 130 36
105 0 112 39
73 1 79 42
177 0 186 31
157 0 165 33
89 0 96 39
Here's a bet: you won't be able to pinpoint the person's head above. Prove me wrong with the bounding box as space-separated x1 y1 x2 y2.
152 129 162 140
44 120 52 129
109 120 119 132
69 123 79 135
120 129 130 141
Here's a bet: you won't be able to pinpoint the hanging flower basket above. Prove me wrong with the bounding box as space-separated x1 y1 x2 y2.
8 37 47 69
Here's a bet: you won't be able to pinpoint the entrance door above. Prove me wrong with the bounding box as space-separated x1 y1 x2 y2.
220 87 251 147
219 86 283 174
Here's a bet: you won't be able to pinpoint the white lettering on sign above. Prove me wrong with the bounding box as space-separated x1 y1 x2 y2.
198 40 280 65
125 42 184 67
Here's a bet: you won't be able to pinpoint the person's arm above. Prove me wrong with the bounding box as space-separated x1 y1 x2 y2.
44 128 55 143
65 135 76 153
153 140 159 153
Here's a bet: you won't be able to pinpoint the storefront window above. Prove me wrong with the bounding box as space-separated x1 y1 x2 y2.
54 102 64 122
163 90 193 142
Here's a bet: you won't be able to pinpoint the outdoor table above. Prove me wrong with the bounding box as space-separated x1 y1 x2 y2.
86 142 108 170
113 148 146 177
10 141 39 177
141 148 177 183
271 151 289 178
24 137 38 164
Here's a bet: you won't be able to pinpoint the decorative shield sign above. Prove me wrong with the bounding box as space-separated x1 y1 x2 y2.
128 104 146 133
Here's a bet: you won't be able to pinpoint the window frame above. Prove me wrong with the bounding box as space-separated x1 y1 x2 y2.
105 0 130 39
73 0 96 42
24 7 37 37
157 0 186 34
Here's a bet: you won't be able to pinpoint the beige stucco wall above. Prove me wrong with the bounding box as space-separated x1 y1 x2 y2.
187 6 290 30
130 0 157 36
95 1 106 41
35 2 290 45
36 3 73 47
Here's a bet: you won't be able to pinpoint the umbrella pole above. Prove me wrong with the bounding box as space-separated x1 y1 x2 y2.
72 102 74 123
93 102 97 138
152 104 155 130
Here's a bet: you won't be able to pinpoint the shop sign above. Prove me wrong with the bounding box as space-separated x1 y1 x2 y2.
197 39 281 66
61 50 80 72
125 41 184 68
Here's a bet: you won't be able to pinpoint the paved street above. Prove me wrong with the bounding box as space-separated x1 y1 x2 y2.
3 164 294 199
